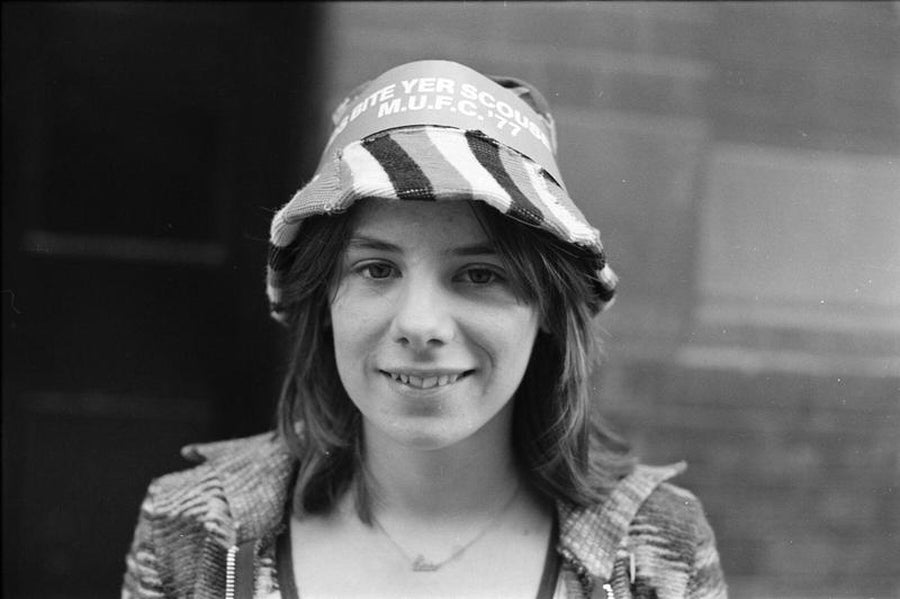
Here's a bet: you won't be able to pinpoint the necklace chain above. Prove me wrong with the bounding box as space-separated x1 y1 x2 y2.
372 484 521 572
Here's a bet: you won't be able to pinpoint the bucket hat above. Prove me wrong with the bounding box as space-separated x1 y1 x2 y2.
267 60 617 322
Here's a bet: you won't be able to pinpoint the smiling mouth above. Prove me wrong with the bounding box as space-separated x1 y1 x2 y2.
380 370 473 390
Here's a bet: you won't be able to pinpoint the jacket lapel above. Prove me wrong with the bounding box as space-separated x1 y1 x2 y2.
181 433 297 598
556 462 687 593
182 432 297 542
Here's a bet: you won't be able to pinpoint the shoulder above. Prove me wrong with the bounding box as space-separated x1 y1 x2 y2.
626 481 727 598
178 430 285 466
146 431 281 505
557 463 726 597
124 432 295 597
587 462 715 547
630 480 712 545
140 431 293 545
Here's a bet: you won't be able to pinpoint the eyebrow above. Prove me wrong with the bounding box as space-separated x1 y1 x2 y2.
346 236 401 252
347 235 497 256
451 243 497 257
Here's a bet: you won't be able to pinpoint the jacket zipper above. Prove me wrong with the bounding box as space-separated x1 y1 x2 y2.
225 545 238 599
597 551 635 598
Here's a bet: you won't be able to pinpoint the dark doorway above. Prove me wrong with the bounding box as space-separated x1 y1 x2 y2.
2 4 322 597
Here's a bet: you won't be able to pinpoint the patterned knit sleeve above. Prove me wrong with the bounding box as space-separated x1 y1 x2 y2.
122 487 167 599
685 497 727 599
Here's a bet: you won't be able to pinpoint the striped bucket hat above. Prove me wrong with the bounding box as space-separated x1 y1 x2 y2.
267 60 617 323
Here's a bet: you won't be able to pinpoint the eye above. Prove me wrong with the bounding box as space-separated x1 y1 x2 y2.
358 262 398 280
459 266 503 285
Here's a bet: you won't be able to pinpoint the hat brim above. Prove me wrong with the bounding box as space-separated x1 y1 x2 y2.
267 125 617 323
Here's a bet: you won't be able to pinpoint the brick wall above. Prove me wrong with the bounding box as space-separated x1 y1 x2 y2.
311 3 900 596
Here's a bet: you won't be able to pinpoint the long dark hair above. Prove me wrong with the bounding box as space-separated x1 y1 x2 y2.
275 200 634 522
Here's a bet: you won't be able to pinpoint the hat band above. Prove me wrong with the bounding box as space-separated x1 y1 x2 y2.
319 60 563 185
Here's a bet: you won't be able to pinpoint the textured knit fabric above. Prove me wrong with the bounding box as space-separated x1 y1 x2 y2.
266 125 618 324
122 433 726 599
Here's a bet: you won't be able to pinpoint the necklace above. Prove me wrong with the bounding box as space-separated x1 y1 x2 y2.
372 484 521 572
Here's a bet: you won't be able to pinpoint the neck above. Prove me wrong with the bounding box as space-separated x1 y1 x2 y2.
362 406 521 521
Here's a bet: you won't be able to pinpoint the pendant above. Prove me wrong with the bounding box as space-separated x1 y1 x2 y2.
411 555 440 572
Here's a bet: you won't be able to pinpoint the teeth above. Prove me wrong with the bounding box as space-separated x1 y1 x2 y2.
386 372 466 388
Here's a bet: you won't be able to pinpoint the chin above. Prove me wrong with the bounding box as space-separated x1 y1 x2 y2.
391 428 461 451
379 419 475 452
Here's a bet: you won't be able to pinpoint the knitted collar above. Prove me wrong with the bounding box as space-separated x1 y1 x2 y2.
181 433 684 584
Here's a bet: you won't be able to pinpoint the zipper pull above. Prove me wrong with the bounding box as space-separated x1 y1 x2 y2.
601 582 616 599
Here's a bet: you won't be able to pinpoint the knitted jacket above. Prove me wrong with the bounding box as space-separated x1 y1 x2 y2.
122 432 726 599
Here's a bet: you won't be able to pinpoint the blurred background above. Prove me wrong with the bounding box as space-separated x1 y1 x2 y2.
3 2 898 598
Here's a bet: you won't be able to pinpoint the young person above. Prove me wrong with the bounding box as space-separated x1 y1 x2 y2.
123 60 726 599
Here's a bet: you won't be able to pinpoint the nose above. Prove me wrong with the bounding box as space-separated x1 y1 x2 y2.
390 278 454 350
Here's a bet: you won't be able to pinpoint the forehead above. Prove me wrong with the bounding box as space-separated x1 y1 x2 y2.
351 199 490 244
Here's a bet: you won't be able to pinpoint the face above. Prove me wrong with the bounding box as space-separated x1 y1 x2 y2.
330 199 540 453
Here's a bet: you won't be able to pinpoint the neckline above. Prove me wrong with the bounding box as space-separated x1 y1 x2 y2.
275 513 559 598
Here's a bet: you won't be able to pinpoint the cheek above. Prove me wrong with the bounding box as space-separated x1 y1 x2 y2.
329 294 388 367
471 306 540 368
330 304 374 405
510 322 540 371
